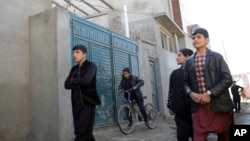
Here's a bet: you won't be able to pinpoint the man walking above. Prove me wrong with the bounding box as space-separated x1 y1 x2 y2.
184 28 234 141
64 44 100 141
231 80 244 113
167 48 194 141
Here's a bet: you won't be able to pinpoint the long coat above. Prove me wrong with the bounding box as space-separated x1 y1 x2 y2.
167 68 192 115
64 60 100 106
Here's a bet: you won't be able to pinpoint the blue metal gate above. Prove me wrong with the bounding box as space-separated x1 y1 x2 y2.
70 15 139 127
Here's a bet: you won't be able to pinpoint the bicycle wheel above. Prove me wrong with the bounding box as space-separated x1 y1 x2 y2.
117 104 135 134
144 103 157 129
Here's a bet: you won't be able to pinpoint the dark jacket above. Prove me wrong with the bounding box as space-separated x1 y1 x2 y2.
167 68 192 115
119 75 144 98
184 48 234 113
64 60 100 106
231 85 244 99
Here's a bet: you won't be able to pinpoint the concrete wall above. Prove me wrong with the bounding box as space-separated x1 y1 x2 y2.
153 21 179 117
89 0 174 34
104 0 172 19
29 8 73 141
137 40 155 104
179 33 195 50
0 0 50 141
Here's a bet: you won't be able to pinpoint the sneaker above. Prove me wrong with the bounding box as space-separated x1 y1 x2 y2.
145 121 149 126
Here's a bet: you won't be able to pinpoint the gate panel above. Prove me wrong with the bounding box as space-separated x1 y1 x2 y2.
113 33 139 111
130 55 139 76
91 43 114 126
114 50 130 107
72 17 111 46
71 15 140 127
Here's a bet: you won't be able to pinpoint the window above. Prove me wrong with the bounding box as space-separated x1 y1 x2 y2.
160 30 175 53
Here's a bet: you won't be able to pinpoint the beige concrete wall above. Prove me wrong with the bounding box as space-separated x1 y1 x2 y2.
179 33 195 50
129 17 157 43
89 0 173 35
137 40 153 104
104 0 172 20
153 21 179 117
29 7 73 141
0 0 50 141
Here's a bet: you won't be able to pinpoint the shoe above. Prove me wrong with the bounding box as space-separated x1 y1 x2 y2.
145 121 149 126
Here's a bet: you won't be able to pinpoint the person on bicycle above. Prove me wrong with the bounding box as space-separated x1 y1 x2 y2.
118 68 149 126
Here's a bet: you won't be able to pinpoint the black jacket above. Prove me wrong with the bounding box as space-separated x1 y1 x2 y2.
119 75 144 98
231 85 244 99
167 68 192 115
184 48 234 113
64 60 100 106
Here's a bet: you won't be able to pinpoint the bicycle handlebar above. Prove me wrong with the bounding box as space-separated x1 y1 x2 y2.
118 88 133 95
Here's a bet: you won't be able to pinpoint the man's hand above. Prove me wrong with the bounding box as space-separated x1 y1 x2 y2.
132 86 137 90
189 92 202 103
200 93 211 104
169 109 175 115
117 90 123 94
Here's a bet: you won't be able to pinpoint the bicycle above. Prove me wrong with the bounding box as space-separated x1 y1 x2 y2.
116 89 157 134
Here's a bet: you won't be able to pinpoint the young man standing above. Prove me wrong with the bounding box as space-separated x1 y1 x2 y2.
64 45 100 141
184 28 234 141
118 68 149 126
231 80 244 113
167 48 194 141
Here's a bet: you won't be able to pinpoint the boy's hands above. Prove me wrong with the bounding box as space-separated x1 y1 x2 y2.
132 86 137 90
189 92 202 103
189 92 211 104
200 93 211 104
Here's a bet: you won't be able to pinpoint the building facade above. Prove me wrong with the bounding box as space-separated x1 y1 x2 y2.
85 0 194 117
0 0 194 141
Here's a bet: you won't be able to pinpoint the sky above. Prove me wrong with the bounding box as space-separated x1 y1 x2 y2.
187 0 250 75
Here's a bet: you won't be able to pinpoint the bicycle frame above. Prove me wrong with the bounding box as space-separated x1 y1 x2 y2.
121 89 143 121
117 89 157 134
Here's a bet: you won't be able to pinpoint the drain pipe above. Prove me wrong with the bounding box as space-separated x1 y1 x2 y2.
123 5 130 38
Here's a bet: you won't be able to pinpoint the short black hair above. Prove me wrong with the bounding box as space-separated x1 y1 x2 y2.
123 68 131 73
72 44 87 53
179 48 194 57
192 28 209 38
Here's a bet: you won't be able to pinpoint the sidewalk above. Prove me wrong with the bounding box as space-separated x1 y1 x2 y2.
93 102 250 141
234 102 250 125
93 116 177 141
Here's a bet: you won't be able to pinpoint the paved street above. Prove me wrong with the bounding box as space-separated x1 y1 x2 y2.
93 102 250 141
234 102 250 125
94 116 177 141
